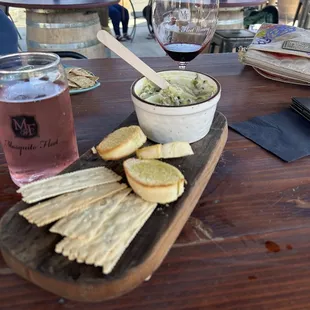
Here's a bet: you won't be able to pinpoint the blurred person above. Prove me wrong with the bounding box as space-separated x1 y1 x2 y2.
0 9 18 55
143 1 155 39
109 4 131 41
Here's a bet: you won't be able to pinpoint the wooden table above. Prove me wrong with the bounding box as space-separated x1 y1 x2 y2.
0 0 118 59
218 0 267 29
2 53 310 309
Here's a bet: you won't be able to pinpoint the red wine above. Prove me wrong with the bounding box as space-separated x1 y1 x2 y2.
163 43 203 62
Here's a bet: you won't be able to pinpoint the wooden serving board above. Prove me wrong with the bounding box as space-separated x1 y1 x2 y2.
0 111 227 302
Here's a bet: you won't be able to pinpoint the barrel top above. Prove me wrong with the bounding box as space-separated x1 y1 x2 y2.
0 0 119 9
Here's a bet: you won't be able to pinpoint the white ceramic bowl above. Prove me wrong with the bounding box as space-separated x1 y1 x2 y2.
131 70 221 144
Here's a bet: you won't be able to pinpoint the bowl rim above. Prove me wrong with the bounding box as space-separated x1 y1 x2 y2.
131 70 221 108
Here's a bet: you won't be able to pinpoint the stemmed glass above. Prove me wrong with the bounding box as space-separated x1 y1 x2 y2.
152 0 219 70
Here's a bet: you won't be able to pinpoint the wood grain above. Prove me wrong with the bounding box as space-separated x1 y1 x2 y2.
1 54 310 309
0 112 227 302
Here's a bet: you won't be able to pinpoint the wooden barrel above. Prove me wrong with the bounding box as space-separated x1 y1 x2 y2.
26 9 107 59
217 7 244 30
278 0 299 23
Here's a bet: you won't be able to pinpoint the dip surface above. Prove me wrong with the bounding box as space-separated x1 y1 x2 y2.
138 73 216 106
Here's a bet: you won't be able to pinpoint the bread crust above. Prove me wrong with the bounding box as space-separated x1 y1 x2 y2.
123 159 185 204
96 126 147 160
136 142 193 160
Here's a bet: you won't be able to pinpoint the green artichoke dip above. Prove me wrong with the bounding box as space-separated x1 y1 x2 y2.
138 74 216 106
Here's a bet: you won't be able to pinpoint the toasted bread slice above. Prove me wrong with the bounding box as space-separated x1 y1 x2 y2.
136 144 162 159
96 126 147 160
136 142 194 159
123 158 185 203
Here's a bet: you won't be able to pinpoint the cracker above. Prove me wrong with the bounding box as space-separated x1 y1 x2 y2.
68 76 96 88
55 194 157 274
19 183 127 227
17 166 121 204
65 67 99 90
101 208 154 274
88 76 99 82
55 205 153 265
50 188 132 239
65 67 73 75
70 68 93 77
68 80 79 88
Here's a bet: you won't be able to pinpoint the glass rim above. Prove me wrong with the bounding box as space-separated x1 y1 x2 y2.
0 52 60 75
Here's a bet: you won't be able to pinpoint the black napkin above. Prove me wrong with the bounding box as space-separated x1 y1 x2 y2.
229 109 310 162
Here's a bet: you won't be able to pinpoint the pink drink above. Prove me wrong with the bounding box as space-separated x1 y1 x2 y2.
0 80 79 186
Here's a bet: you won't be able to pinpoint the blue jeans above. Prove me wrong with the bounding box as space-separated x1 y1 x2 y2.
0 10 18 55
108 4 129 36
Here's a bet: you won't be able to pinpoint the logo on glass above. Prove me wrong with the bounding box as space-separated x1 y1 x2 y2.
11 116 39 139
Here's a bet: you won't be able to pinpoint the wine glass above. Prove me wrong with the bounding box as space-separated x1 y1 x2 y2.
152 0 219 70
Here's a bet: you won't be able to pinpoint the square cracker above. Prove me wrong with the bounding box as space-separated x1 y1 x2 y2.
68 80 79 88
17 166 121 204
87 75 99 82
65 67 73 75
70 68 93 77
68 76 96 88
19 183 127 227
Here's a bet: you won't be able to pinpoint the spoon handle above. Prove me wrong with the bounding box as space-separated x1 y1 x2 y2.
97 30 169 90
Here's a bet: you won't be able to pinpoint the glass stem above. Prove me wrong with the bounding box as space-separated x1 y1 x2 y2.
178 61 187 70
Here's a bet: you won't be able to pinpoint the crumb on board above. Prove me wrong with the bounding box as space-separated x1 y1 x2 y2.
145 275 152 281
91 146 97 154
58 298 65 304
